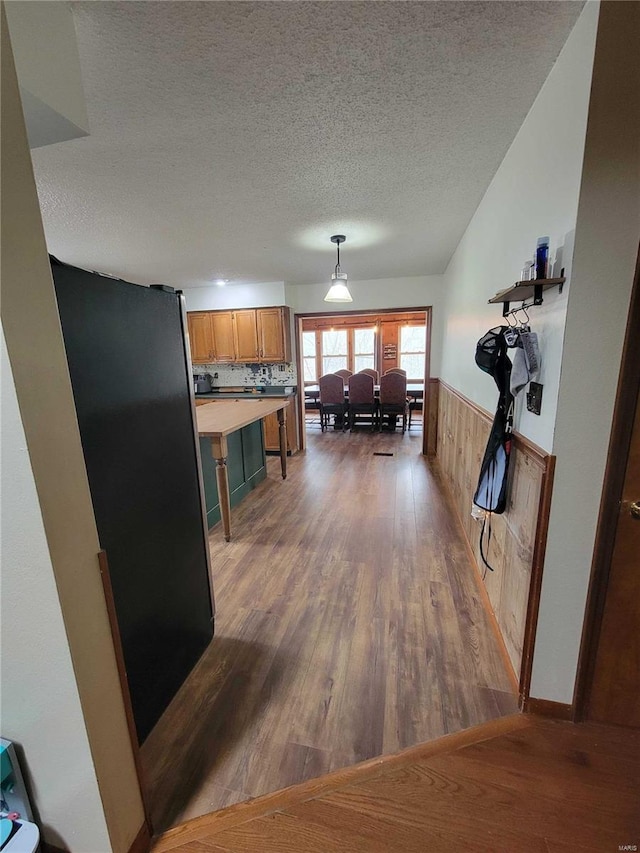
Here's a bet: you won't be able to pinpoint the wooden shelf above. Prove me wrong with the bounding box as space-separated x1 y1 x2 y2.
489 277 565 306
489 277 566 316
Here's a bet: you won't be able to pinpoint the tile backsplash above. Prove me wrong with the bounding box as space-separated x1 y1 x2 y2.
193 362 297 387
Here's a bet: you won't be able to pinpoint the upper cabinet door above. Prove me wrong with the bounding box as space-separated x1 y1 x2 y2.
188 312 214 362
233 310 259 362
210 311 235 362
257 307 291 362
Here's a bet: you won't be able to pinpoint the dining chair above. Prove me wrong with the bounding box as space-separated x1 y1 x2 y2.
335 369 353 380
357 368 379 383
379 371 408 433
347 373 376 431
407 387 423 430
304 388 321 429
384 368 412 427
319 373 348 432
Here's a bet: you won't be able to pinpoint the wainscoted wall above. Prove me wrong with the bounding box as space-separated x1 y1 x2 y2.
436 381 554 682
426 378 439 456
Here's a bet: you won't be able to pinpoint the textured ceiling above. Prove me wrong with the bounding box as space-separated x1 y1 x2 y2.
30 1 583 287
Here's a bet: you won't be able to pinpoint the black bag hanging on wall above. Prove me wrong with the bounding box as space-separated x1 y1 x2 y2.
473 327 515 569
473 326 514 513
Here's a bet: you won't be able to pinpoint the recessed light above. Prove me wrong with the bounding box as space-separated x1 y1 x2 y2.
215 279 228 286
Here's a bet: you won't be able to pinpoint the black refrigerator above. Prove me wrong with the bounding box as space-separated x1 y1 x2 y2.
51 258 214 743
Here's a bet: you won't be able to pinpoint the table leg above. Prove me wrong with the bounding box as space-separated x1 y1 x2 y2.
277 406 287 480
212 435 232 541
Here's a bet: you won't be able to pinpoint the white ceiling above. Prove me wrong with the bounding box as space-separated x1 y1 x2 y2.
29 1 583 288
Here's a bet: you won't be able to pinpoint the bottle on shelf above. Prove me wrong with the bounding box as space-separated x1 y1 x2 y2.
520 260 535 281
535 236 550 280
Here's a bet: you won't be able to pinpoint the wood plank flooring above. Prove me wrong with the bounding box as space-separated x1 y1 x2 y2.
152 715 640 853
141 428 518 831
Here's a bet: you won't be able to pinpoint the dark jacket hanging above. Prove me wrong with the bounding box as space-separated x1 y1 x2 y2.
473 326 514 515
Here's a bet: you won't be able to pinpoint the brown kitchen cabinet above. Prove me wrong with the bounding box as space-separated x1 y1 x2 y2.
187 306 291 364
210 312 235 362
187 312 215 363
263 404 296 454
258 307 291 362
233 310 260 362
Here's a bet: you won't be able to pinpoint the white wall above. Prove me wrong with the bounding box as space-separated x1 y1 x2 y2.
184 274 445 376
0 332 111 852
440 2 599 452
4 1 89 147
286 275 445 376
183 281 286 311
1 10 145 849
531 0 640 704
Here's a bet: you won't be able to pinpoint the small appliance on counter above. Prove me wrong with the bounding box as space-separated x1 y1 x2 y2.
193 374 212 394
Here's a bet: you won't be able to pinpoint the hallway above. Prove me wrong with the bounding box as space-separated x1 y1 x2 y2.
141 429 517 830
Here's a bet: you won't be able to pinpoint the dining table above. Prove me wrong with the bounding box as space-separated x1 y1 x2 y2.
303 382 424 428
303 382 424 402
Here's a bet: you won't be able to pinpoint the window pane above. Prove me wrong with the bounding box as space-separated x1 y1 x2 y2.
354 327 375 354
400 325 426 352
323 356 348 374
400 353 425 378
303 357 317 382
322 329 347 356
302 331 316 358
354 355 375 372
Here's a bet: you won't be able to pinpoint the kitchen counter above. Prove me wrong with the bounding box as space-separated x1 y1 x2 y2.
195 386 296 401
197 398 289 540
196 397 290 437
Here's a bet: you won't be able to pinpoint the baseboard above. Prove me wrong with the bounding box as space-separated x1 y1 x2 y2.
44 822 153 853
524 696 574 720
128 820 152 853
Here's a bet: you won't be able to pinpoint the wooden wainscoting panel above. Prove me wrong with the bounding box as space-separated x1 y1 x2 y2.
426 378 439 456
437 383 551 678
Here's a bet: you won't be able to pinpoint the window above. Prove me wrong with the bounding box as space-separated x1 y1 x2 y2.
322 329 348 375
353 327 376 373
301 314 427 385
399 325 426 380
302 331 317 383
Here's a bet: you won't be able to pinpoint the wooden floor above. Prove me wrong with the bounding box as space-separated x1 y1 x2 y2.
141 427 518 831
151 714 640 852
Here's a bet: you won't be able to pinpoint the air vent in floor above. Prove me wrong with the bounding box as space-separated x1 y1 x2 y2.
373 452 394 457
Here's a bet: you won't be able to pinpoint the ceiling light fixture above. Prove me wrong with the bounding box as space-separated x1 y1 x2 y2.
215 279 227 286
324 235 352 303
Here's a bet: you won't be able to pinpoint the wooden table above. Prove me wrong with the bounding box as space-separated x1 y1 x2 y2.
304 383 424 428
303 382 424 400
196 398 289 541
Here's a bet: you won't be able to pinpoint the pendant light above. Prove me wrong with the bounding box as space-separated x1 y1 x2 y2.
324 234 353 303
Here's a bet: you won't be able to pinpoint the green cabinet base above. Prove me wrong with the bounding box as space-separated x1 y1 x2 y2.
199 419 266 529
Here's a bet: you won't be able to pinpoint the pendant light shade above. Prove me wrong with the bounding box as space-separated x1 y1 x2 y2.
324 235 353 303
